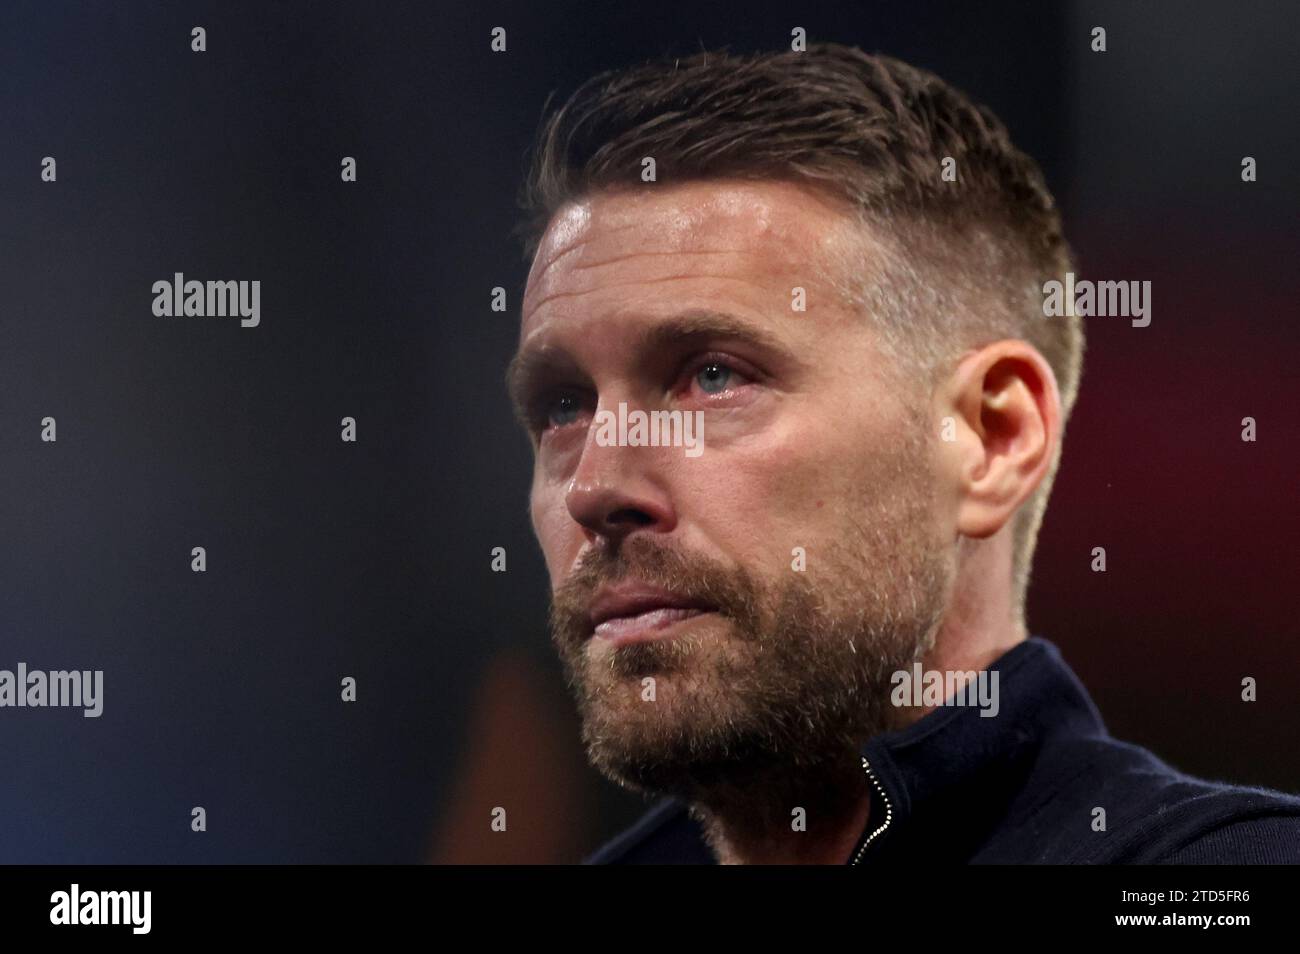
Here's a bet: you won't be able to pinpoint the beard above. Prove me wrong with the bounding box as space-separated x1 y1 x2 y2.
547 432 951 806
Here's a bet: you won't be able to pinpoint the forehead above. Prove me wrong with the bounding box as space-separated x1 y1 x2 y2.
520 179 863 339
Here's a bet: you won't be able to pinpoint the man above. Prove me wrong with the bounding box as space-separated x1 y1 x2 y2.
505 43 1300 864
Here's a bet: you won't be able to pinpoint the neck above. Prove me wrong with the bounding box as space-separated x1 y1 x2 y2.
689 756 871 864
890 535 1027 729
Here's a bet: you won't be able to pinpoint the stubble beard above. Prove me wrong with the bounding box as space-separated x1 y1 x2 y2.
547 449 951 812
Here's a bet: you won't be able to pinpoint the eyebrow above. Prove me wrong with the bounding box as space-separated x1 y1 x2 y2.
505 309 790 429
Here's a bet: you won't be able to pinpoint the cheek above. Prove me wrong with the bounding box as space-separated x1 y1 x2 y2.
688 410 905 549
530 482 574 583
672 419 855 564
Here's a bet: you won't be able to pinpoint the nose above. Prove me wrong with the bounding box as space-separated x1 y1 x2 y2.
564 420 677 544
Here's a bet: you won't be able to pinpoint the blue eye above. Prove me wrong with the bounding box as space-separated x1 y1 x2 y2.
545 393 581 428
695 363 733 394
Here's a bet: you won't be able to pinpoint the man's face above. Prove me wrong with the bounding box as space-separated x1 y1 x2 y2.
511 179 952 798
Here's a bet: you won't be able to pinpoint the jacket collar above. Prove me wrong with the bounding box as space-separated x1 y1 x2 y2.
854 636 1108 861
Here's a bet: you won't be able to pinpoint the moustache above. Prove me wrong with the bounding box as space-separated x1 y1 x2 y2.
548 538 760 649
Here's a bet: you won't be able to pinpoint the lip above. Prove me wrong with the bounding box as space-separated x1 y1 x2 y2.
587 581 716 645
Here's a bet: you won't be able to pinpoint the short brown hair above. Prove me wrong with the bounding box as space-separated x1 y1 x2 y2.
517 42 1084 614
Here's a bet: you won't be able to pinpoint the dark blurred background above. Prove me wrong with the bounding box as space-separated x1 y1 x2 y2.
0 0 1295 863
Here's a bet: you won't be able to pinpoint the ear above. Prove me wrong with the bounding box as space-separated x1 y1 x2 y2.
936 340 1062 540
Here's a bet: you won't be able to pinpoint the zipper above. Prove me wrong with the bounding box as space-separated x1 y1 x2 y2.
849 756 893 865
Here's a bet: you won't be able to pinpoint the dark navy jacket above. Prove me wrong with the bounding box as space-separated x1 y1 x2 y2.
585 637 1300 864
